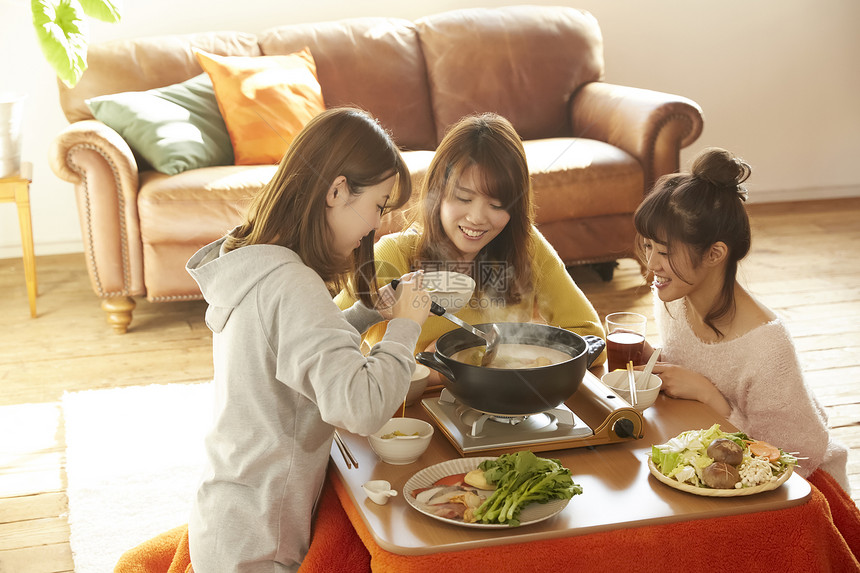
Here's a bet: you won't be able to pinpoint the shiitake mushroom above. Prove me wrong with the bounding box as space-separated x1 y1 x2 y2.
702 461 741 489
707 438 744 466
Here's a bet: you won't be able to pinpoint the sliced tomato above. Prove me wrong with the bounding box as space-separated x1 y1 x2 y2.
748 440 781 462
434 472 467 486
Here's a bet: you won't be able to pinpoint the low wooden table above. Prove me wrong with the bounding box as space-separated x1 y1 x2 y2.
330 371 811 555
0 162 37 317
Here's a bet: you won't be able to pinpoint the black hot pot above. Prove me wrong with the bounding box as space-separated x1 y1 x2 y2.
416 323 605 416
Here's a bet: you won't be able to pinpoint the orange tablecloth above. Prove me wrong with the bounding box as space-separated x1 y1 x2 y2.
115 470 860 573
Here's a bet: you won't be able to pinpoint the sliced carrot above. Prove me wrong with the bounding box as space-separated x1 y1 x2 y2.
748 440 781 462
434 472 467 486
412 472 469 495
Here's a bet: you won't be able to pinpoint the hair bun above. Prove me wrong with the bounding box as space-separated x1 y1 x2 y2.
691 147 751 199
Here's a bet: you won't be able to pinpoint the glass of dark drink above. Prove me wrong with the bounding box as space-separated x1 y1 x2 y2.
605 312 647 372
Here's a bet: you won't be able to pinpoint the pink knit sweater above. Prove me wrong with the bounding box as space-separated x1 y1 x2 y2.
656 295 850 492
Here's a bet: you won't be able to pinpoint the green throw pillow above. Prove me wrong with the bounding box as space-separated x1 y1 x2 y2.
86 74 234 175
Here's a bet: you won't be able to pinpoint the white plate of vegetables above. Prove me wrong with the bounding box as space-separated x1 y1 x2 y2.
648 424 796 497
403 451 582 528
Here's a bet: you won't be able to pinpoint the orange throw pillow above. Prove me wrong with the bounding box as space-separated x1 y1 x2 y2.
195 48 326 165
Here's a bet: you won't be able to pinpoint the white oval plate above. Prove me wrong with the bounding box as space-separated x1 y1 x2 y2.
403 457 570 529
647 457 793 497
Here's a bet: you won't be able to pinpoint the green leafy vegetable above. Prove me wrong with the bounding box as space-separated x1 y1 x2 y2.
650 446 683 476
470 451 582 526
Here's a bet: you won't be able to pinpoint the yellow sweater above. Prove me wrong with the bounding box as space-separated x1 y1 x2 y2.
334 227 606 364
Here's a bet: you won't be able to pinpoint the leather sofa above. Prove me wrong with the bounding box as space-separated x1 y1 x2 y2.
50 5 704 333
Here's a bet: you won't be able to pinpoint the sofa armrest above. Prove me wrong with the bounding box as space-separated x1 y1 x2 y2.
49 120 146 298
570 82 704 192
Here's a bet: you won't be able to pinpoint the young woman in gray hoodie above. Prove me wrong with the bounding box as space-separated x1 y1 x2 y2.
186 107 431 572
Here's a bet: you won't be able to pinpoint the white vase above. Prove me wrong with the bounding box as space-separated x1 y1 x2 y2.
0 93 26 178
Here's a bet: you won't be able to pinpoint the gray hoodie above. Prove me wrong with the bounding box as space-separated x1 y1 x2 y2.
185 235 419 572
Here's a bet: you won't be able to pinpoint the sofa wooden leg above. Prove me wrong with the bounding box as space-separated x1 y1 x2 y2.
101 296 136 334
589 261 618 282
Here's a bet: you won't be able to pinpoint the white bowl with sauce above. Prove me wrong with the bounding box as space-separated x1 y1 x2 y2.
368 418 434 465
422 271 475 313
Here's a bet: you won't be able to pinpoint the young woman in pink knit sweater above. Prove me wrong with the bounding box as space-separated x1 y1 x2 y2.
634 147 850 493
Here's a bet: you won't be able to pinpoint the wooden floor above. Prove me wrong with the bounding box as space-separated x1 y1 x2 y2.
1 198 858 571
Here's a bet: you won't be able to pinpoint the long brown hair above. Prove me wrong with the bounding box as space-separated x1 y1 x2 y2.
634 147 752 337
225 107 411 305
411 113 534 303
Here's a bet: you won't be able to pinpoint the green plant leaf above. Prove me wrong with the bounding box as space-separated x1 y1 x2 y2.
80 0 121 24
31 0 89 87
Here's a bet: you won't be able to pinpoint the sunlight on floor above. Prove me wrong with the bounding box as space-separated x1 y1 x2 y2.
0 402 64 496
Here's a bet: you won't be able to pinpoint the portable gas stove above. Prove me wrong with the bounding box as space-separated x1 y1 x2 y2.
421 371 644 456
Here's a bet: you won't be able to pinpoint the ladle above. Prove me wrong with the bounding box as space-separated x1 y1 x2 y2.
479 324 502 367
389 279 500 364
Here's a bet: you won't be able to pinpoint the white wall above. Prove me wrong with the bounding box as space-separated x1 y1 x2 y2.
1 0 858 258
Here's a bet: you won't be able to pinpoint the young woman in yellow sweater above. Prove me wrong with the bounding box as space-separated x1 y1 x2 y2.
335 112 604 362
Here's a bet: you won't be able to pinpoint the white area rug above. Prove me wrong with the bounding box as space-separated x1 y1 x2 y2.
63 382 212 573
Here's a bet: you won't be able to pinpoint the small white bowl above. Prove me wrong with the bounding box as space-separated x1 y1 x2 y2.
405 364 431 406
601 370 662 412
423 271 475 312
368 417 434 465
361 480 397 505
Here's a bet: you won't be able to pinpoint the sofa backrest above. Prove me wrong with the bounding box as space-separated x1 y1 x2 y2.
416 6 604 143
258 17 437 152
57 6 605 152
58 31 262 124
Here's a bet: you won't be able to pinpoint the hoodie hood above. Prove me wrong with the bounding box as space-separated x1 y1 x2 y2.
186 235 304 333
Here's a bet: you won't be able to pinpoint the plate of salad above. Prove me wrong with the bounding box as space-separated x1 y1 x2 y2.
648 424 797 497
403 451 582 528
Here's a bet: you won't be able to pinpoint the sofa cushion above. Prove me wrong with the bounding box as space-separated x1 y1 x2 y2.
258 18 437 151
137 165 278 299
195 48 326 165
416 6 604 144
525 138 643 222
86 74 234 175
138 165 277 244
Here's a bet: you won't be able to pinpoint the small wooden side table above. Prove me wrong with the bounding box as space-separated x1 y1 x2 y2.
0 162 37 317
